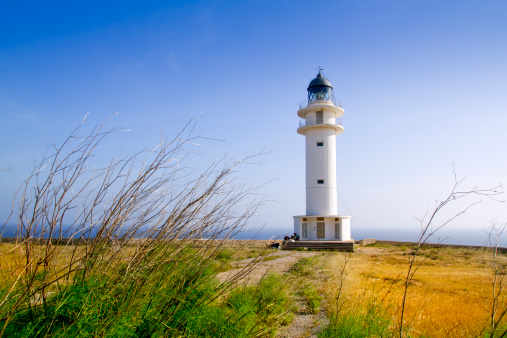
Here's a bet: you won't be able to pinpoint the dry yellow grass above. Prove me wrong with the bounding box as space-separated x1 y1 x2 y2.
0 239 269 286
0 242 92 292
319 245 507 337
4 239 504 336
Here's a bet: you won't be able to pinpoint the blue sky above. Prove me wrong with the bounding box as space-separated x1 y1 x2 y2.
1 0 506 245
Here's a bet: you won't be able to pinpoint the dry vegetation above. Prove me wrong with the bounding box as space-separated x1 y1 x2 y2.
3 236 507 337
317 244 507 337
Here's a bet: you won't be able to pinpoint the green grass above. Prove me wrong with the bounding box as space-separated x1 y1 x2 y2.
225 273 295 336
262 254 280 262
319 291 392 338
216 248 235 261
0 245 294 338
300 282 323 314
365 242 394 248
289 257 318 277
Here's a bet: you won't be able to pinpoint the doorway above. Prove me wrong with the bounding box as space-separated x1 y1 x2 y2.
335 223 341 240
317 222 325 239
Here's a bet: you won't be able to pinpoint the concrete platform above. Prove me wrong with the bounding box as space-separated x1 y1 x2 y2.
281 240 354 252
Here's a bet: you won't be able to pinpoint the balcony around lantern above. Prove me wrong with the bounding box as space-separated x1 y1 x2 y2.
297 100 345 119
297 118 344 135
299 98 342 110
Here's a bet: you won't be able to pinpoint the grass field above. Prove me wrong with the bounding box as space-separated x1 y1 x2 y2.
316 244 507 337
2 239 507 337
0 239 294 337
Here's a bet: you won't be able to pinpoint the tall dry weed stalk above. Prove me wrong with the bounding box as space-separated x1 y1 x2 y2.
399 167 503 337
482 221 507 337
0 115 264 336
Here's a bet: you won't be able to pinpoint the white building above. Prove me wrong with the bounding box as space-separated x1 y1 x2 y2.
293 72 351 241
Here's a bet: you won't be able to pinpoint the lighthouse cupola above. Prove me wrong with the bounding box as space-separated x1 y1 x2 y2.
307 71 334 103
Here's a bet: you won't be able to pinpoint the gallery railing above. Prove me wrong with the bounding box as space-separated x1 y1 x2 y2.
299 118 343 128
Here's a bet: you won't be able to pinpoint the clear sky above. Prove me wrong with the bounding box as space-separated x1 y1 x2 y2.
1 0 506 245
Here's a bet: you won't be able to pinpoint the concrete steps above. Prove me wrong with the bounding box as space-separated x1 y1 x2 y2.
281 240 354 252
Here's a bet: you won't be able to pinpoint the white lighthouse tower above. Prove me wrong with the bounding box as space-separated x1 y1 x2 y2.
293 71 351 242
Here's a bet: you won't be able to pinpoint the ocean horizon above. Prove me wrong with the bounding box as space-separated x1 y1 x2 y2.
2 224 501 247
234 226 501 247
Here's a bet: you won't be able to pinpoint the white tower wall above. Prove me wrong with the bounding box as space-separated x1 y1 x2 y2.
305 128 337 215
340 218 351 241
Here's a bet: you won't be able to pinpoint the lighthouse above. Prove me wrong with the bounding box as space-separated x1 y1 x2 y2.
293 71 351 241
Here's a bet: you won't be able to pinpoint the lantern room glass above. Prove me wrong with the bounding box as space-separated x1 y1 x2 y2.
308 85 332 103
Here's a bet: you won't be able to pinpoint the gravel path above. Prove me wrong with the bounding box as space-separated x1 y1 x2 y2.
216 250 317 285
276 309 329 338
216 250 329 337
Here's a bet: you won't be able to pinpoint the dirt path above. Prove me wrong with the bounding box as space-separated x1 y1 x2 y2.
216 250 317 285
216 250 329 337
276 308 329 338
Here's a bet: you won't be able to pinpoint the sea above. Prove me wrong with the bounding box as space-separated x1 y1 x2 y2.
234 226 501 247
2 224 501 247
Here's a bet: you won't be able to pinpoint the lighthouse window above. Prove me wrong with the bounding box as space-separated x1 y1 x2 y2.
317 179 324 184
317 142 324 147
316 111 323 124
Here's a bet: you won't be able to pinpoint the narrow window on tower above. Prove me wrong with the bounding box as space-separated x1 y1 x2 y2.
316 142 324 146
316 111 323 124
317 179 324 184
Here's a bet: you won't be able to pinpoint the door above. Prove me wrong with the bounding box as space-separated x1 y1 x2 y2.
317 222 325 239
335 223 341 240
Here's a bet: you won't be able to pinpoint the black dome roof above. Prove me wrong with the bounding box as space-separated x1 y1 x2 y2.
307 72 333 90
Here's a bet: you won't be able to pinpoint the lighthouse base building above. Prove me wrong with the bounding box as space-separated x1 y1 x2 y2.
293 215 351 241
290 71 352 244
